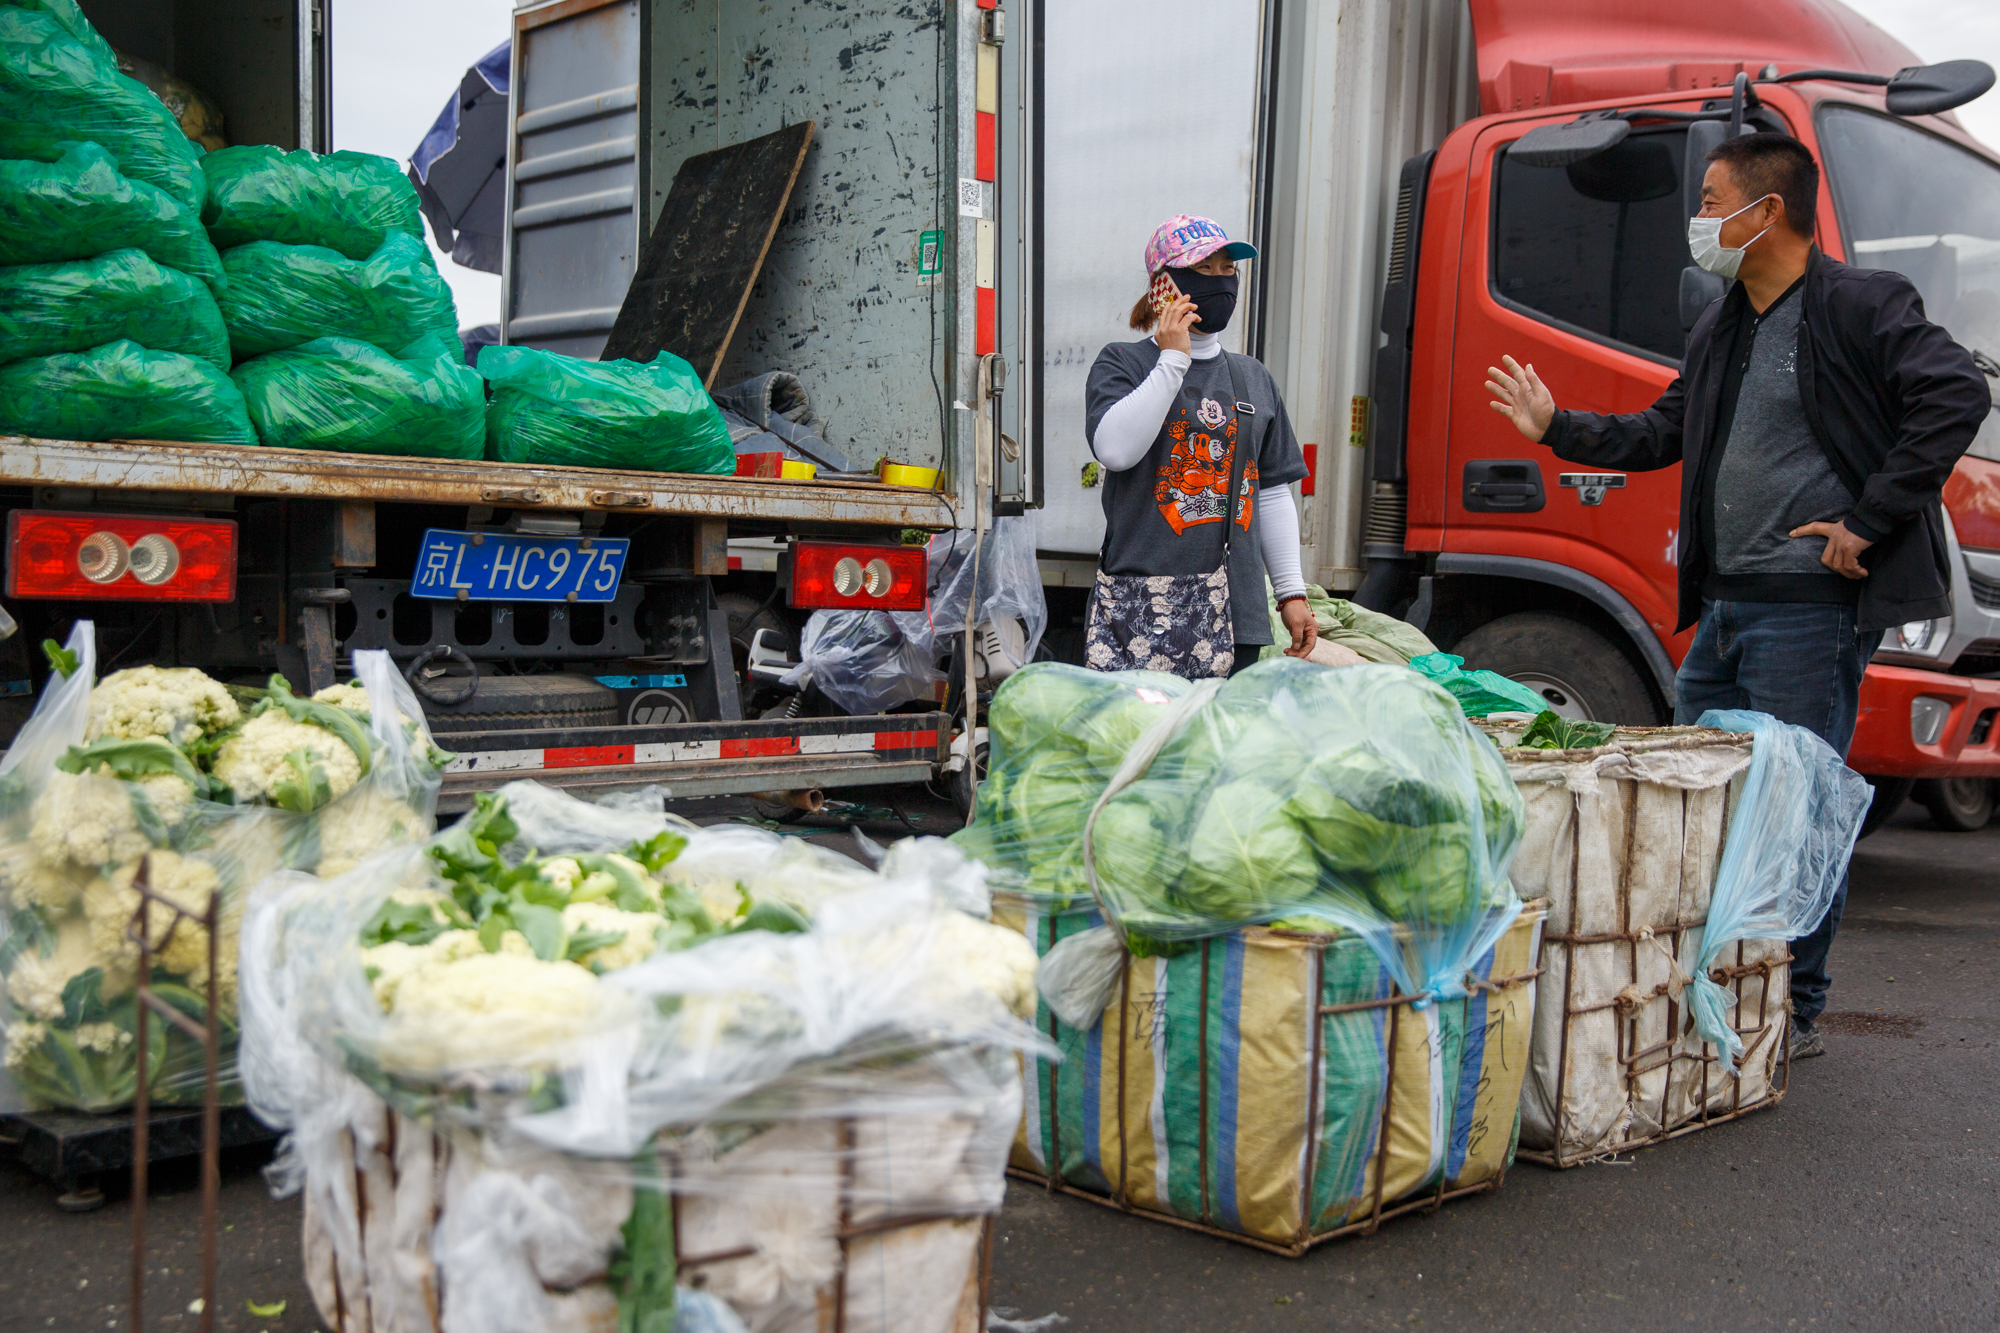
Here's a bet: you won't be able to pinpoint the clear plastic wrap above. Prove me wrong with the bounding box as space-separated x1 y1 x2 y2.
0 8 206 213
239 780 1044 1333
957 659 1526 1016
785 517 1049 715
480 344 735 474
1687 709 1868 1065
0 248 231 369
0 625 446 1113
233 334 486 458
0 339 255 445
218 234 461 360
200 145 428 262
0 143 227 297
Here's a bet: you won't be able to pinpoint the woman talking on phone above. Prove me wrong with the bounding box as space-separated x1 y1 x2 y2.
1083 214 1317 679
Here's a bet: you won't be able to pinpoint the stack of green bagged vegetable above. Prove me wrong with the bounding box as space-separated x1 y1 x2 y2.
0 2 251 443
955 658 1526 992
0 623 449 1112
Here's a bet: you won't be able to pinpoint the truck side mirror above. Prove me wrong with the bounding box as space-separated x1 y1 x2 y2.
1509 116 1630 168
1680 267 1728 331
1886 61 1996 117
1683 121 1728 219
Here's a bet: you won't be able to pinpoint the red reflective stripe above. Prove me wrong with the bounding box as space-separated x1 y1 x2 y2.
1302 443 1318 497
727 556 742 571
721 736 799 759
975 0 996 8
544 745 633 768
976 286 996 357
875 729 937 751
975 111 996 182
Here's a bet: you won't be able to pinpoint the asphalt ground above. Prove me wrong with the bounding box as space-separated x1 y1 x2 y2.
4 792 1996 1332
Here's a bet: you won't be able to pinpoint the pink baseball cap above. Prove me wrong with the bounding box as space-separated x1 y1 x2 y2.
1144 214 1257 274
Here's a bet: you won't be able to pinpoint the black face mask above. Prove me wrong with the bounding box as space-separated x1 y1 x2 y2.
1167 265 1239 333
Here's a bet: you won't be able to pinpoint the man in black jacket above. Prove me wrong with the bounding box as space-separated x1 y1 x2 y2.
1485 133 1990 1060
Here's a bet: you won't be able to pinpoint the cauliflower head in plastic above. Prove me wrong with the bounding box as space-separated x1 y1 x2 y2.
85 666 240 747
316 786 430 879
376 951 611 1072
0 841 91 913
214 709 363 809
30 768 192 871
933 910 1040 1020
3 916 97 1021
560 900 663 972
83 851 235 1002
310 681 373 716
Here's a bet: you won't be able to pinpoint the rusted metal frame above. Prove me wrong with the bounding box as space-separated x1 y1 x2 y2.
830 1117 855 1333
1544 919 1710 945
128 858 222 1333
1296 943 1327 1248
1365 989 1402 1235
1197 939 1211 1228
978 1215 998 1321
1113 955 1131 1207
1318 965 1542 1018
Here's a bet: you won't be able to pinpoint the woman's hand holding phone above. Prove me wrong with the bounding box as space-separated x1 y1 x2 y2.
1155 277 1198 356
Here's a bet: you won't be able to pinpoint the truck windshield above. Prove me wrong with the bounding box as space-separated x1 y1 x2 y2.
1820 106 2000 460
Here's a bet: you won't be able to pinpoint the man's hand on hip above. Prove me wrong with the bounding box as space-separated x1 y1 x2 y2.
1790 520 1874 579
1484 355 1555 442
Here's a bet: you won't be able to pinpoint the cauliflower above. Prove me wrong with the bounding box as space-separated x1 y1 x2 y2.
85 666 240 747
560 900 662 972
360 928 488 1011
83 852 235 1003
213 709 363 810
3 1020 47 1071
30 768 192 871
3 916 97 1021
0 841 90 913
310 681 373 716
535 857 584 896
73 1021 134 1054
377 951 610 1072
315 787 430 878
932 912 1040 1020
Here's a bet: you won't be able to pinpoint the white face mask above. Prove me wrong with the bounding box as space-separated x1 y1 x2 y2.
1687 195 1778 281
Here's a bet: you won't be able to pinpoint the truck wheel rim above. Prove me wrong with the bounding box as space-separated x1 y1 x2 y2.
1506 671 1596 722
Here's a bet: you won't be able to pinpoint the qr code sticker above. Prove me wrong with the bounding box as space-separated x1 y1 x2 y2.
958 177 984 217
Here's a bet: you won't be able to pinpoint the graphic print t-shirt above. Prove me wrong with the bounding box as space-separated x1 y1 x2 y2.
1084 340 1308 644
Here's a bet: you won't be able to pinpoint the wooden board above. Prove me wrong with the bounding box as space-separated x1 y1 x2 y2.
600 121 816 385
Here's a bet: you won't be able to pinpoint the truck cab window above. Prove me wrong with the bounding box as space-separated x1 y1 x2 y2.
1820 106 2000 462
1492 128 1692 362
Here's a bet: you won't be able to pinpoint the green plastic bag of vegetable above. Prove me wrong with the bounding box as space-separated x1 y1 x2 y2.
232 335 486 458
479 345 735 474
0 8 206 213
0 248 230 369
0 340 255 444
218 233 460 360
6 0 112 61
0 144 226 297
201 145 426 261
1407 652 1549 718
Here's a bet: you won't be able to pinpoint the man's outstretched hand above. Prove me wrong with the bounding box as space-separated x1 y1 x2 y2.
1791 520 1873 579
1485 355 1556 442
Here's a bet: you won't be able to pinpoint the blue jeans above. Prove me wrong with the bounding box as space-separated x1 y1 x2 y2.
1674 600 1883 1025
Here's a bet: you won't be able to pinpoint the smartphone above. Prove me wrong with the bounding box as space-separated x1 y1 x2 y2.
1149 270 1181 315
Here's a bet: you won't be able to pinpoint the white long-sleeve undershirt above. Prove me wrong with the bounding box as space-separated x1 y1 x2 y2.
1089 330 1307 603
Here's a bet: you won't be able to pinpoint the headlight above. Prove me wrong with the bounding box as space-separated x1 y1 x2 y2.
1887 616 1951 656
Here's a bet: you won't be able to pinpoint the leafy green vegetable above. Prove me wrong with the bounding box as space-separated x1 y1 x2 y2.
41 636 78 678
627 829 687 875
731 900 809 935
565 924 630 962
611 1165 677 1333
1176 780 1321 921
56 735 214 797
1516 709 1616 751
359 897 453 948
256 673 376 775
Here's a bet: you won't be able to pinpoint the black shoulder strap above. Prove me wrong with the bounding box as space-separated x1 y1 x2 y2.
1220 351 1254 557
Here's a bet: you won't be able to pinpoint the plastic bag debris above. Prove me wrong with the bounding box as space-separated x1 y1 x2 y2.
1409 651 1550 717
1688 709 1869 1065
0 143 226 297
958 659 1525 1007
0 624 446 1113
480 344 735 474
0 340 255 444
0 7 206 213
233 335 486 458
0 248 230 369
218 233 460 360
201 145 426 261
1261 580 1438 666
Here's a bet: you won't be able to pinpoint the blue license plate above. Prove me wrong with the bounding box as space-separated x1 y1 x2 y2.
409 529 630 602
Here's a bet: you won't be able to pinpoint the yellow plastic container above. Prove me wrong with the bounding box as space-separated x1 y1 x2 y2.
879 462 940 489
780 459 817 479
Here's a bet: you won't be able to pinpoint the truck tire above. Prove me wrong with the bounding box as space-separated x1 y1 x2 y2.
1913 776 1995 832
1449 612 1661 725
418 674 619 735
1859 775 1914 839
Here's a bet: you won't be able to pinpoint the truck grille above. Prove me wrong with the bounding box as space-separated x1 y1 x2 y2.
1970 567 2000 610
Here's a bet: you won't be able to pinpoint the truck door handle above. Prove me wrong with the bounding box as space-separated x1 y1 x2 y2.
1558 473 1627 506
1462 459 1546 513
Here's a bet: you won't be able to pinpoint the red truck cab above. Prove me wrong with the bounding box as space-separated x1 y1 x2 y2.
1359 0 2000 822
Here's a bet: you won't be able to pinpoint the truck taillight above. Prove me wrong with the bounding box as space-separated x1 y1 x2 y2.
790 542 926 611
7 511 236 602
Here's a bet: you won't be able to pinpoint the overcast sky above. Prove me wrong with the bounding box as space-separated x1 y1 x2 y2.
332 0 2000 331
